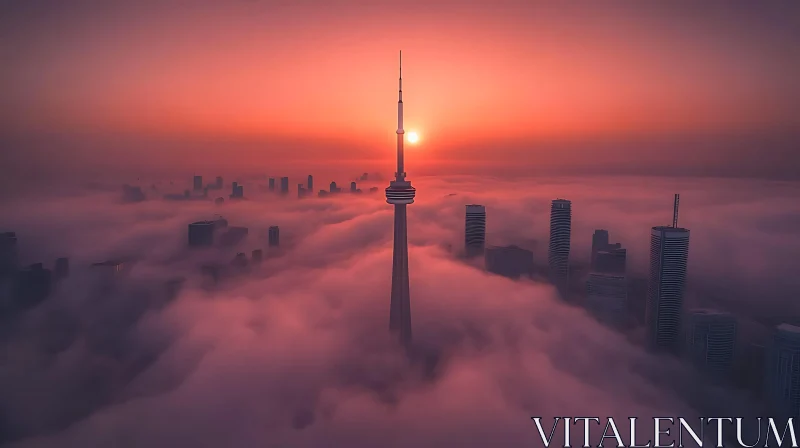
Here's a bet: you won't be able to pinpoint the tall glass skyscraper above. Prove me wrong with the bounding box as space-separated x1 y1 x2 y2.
646 225 690 351
465 204 486 257
547 199 572 298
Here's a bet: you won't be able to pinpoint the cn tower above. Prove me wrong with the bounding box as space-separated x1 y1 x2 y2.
386 51 415 346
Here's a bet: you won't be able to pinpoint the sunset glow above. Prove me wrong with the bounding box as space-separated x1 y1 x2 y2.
407 132 419 144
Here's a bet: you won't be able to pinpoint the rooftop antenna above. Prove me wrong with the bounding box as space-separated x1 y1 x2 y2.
672 193 680 228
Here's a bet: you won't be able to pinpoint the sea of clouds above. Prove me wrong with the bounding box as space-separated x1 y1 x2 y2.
1 174 798 447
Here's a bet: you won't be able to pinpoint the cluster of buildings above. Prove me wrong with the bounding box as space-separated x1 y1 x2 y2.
187 216 281 286
0 232 69 313
459 196 800 420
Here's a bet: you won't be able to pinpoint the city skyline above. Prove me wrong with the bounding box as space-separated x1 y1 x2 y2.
0 2 799 446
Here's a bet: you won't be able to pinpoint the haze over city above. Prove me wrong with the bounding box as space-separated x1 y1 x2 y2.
1 1 799 447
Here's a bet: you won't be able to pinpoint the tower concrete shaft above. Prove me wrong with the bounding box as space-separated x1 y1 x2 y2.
386 51 415 346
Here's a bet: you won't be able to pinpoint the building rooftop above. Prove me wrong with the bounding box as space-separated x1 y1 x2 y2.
652 225 690 232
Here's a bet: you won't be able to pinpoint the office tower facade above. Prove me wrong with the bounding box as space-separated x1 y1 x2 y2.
686 309 737 377
465 204 487 257
591 229 609 269
268 178 276 191
385 51 415 347
485 245 533 279
586 247 627 326
307 175 313 193
350 181 357 193
547 199 572 298
595 248 627 274
646 226 690 351
765 324 800 420
0 231 19 277
193 175 203 191
188 221 215 247
280 177 289 195
268 226 280 247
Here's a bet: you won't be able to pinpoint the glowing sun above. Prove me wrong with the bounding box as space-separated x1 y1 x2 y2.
407 132 419 144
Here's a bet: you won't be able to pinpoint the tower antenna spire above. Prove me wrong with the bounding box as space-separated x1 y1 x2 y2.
673 193 680 228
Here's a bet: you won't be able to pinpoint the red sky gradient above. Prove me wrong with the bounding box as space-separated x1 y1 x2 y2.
1 1 798 177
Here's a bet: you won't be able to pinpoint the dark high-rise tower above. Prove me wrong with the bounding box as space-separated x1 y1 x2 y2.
307 175 313 193
548 199 572 298
280 177 289 195
385 51 415 347
465 204 486 257
268 226 280 247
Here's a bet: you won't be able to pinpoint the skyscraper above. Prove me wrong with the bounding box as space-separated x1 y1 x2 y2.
0 231 18 277
307 175 313 193
385 51 415 347
268 178 275 191
188 221 215 247
646 225 690 351
280 177 289 195
686 309 736 377
268 226 280 247
590 229 609 269
765 324 800 420
215 176 223 189
465 204 486 257
350 181 357 193
548 199 572 298
586 248 627 326
193 175 203 191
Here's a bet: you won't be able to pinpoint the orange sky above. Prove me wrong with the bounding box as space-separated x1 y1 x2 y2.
1 1 798 177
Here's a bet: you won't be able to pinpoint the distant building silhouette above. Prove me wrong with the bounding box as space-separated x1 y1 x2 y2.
230 182 244 199
369 187 379 194
122 184 146 202
586 248 627 326
251 249 263 264
188 221 215 247
646 225 690 352
317 190 329 198
54 257 70 282
268 177 276 191
232 252 248 269
280 177 289 195
350 181 357 193
298 183 305 198
590 229 620 270
15 263 52 308
465 205 486 257
485 245 533 279
268 226 280 247
687 309 736 378
765 324 800 420
215 197 225 205
330 181 339 193
91 259 128 291
213 216 228 230
193 175 203 191
547 199 572 298
215 176 223 189
307 175 313 193
0 231 19 277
